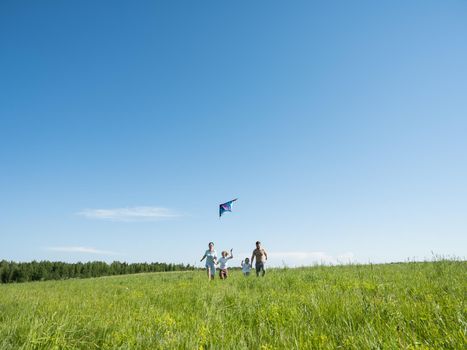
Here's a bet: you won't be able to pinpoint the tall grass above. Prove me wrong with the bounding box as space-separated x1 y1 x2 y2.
0 260 465 349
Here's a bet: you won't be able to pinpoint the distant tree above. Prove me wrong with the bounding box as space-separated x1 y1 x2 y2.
0 260 195 284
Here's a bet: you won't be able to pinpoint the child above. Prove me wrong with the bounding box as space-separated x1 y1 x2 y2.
217 249 233 280
241 258 252 276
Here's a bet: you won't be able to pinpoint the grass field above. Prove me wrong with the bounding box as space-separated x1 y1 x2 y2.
0 260 465 349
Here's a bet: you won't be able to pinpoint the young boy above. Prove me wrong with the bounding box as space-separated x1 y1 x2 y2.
241 258 252 276
217 249 233 280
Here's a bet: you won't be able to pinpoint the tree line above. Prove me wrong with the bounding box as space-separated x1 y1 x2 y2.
0 260 195 284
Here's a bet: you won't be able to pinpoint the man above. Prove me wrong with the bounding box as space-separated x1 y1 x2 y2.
251 241 268 277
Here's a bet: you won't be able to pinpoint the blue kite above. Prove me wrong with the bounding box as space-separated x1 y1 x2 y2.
219 198 238 217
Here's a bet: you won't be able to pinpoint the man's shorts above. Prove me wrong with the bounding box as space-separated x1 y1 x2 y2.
219 268 228 279
255 262 265 273
205 262 216 276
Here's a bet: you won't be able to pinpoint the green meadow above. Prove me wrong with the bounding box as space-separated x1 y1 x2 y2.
0 260 465 349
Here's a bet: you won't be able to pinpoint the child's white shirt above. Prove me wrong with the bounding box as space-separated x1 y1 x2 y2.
218 257 231 269
241 262 251 273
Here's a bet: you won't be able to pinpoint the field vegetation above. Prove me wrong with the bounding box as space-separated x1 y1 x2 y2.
0 260 465 349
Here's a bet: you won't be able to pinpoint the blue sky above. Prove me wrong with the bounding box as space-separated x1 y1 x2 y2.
1 1 466 267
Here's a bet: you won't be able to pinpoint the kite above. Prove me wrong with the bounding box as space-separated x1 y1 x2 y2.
219 198 238 217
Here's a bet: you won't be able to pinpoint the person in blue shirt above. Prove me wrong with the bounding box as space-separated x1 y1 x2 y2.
200 241 217 280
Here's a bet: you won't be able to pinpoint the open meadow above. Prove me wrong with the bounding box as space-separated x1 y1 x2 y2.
0 260 465 349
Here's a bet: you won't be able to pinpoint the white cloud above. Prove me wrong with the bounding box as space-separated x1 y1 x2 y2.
266 251 355 267
46 246 117 255
77 206 180 222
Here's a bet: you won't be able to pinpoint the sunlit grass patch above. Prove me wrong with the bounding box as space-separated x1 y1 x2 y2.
0 260 465 349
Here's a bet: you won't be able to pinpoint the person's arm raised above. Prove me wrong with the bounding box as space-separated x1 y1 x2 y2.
229 249 234 259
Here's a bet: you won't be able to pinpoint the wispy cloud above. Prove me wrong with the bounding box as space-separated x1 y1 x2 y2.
46 246 118 255
77 206 180 222
267 251 355 266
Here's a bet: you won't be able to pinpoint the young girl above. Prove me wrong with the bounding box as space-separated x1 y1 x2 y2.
217 249 233 280
241 258 252 276
200 242 217 280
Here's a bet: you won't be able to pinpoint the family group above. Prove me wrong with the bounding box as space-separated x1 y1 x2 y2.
200 241 268 280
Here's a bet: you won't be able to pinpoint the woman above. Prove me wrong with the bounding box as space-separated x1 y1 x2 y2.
200 242 217 280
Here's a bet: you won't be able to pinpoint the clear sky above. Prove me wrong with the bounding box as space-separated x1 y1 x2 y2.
1 1 466 267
